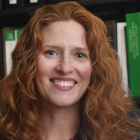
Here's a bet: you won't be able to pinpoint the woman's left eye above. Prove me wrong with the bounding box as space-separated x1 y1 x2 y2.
76 53 86 59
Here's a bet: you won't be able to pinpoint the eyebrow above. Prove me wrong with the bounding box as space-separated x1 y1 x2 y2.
42 45 89 51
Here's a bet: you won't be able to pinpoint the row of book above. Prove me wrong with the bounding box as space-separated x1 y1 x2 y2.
0 0 69 10
0 11 140 99
0 27 23 80
105 12 140 98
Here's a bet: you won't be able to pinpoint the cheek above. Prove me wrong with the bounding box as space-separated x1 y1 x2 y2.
79 63 92 79
36 56 46 74
36 55 52 75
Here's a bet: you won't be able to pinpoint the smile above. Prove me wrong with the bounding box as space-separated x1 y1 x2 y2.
53 80 75 87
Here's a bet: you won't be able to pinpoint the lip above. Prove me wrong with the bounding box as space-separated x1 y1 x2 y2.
50 77 77 91
50 77 77 81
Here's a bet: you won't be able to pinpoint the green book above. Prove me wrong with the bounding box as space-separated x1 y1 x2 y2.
3 28 23 75
126 12 140 97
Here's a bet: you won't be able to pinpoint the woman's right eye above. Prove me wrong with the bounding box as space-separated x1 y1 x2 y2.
44 50 60 58
45 50 58 56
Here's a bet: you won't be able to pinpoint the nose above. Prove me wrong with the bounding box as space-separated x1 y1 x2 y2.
55 56 74 74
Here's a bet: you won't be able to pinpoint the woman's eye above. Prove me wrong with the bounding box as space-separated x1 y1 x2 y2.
45 50 58 55
76 53 86 59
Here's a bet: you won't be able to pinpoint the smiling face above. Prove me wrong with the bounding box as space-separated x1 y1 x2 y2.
35 20 92 108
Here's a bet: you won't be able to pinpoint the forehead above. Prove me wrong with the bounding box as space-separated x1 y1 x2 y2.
40 20 85 34
40 20 87 48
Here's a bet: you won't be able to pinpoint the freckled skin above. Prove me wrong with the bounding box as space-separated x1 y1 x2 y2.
35 20 92 108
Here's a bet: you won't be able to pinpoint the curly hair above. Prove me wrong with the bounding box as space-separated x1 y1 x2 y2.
0 1 140 140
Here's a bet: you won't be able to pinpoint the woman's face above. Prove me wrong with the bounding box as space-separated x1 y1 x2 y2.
35 20 92 108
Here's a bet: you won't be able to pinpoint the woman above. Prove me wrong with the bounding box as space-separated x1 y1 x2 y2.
0 1 140 140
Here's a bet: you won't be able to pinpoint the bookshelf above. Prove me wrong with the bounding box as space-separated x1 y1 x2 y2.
0 0 140 28
0 0 140 105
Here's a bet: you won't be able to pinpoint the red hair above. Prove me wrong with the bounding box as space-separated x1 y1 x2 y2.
0 1 140 140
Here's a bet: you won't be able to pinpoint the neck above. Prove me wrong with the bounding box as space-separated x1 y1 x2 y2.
39 103 80 140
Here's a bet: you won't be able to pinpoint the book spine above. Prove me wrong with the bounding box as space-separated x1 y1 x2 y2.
0 0 2 10
0 29 4 79
3 28 23 75
3 0 24 9
117 22 128 96
105 20 117 50
24 0 45 6
126 12 140 97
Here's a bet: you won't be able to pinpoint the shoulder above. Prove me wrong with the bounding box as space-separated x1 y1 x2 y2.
0 135 5 140
128 108 140 140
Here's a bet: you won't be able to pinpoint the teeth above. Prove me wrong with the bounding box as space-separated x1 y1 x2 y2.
54 80 75 87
